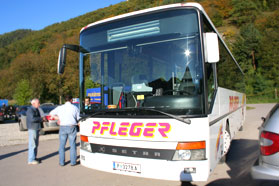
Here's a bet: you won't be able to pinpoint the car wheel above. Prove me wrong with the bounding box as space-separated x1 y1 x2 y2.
39 129 45 135
19 121 25 131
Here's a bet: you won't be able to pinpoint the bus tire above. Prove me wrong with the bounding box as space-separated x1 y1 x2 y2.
220 123 231 163
223 124 231 155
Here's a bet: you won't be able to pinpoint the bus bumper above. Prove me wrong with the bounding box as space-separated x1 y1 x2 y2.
80 149 209 181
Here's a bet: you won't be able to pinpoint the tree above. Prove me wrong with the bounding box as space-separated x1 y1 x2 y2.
217 0 232 17
257 11 279 88
230 0 259 27
239 23 262 69
212 10 223 27
13 79 33 105
266 0 279 10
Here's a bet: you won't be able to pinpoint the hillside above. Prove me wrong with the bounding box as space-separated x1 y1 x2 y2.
0 29 32 48
0 0 278 104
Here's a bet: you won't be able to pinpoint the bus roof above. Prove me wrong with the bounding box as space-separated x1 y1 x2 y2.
80 3 206 33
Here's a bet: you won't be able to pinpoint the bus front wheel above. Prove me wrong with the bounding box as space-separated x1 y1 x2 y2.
223 128 231 155
220 124 231 163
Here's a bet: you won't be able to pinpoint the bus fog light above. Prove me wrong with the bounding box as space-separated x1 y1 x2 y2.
81 141 92 152
184 167 196 174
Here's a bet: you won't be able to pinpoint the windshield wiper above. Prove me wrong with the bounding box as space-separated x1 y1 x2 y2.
78 109 126 122
125 107 191 125
79 108 191 125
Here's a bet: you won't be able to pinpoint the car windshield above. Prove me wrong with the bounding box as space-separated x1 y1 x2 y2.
80 8 205 116
20 106 29 112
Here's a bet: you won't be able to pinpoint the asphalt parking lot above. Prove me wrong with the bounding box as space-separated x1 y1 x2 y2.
0 104 278 186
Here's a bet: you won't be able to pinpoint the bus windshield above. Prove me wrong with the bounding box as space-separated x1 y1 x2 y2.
80 9 205 116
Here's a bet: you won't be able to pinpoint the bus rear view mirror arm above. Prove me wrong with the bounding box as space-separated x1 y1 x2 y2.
57 44 88 74
204 32 220 63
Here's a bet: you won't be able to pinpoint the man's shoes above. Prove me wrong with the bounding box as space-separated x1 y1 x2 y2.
35 158 41 163
28 160 39 165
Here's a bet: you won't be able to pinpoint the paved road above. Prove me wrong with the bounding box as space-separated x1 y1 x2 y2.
0 120 59 147
0 104 278 186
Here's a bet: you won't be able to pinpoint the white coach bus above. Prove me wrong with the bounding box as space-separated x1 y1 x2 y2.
57 3 246 181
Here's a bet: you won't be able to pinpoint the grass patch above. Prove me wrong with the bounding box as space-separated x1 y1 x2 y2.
246 106 255 110
247 97 279 104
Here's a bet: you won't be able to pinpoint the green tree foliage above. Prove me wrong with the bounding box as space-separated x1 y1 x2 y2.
13 79 33 105
230 0 259 27
212 10 223 27
265 0 279 10
0 0 278 103
233 23 261 70
85 76 96 90
257 11 279 88
0 29 32 48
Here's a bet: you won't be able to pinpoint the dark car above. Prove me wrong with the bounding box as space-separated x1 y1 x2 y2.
18 105 59 135
5 105 16 120
0 110 4 122
251 103 279 180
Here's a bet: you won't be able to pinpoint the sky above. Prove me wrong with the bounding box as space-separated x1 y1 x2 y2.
0 0 125 35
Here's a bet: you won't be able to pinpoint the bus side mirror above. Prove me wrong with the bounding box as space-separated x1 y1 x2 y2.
57 47 67 74
57 44 88 74
204 33 219 63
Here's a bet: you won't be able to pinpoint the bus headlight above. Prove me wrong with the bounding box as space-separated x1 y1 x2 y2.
80 135 92 152
172 141 206 161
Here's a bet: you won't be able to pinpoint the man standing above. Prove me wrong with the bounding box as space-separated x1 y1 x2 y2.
50 95 80 166
27 98 45 165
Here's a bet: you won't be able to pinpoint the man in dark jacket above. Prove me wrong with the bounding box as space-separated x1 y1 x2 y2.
27 98 45 165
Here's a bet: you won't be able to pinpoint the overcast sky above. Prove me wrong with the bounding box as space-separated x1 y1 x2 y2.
0 0 125 35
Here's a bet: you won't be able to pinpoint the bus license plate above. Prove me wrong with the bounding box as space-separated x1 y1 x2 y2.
113 161 141 173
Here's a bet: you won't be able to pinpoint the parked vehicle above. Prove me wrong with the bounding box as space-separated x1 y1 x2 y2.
18 105 59 135
0 111 4 122
15 105 29 122
251 103 279 180
40 103 54 106
5 105 16 120
40 105 59 135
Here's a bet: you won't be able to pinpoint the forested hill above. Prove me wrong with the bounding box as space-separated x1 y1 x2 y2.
0 0 278 104
0 29 32 48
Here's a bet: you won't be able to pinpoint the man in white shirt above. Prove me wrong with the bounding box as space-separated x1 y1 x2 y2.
50 95 80 166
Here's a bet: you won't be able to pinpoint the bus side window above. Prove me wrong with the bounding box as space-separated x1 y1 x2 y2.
206 63 216 112
202 14 217 113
